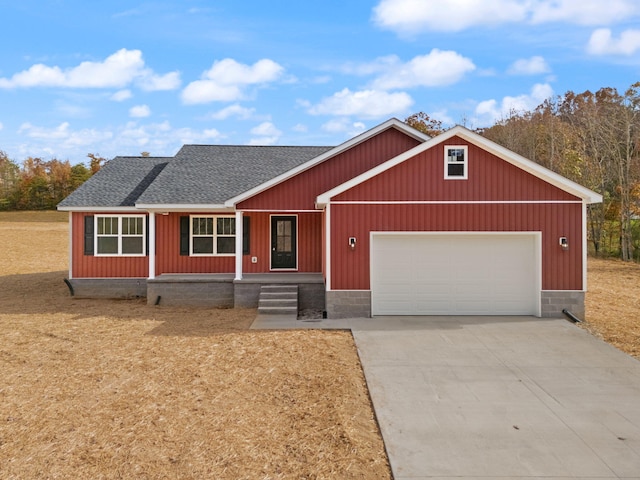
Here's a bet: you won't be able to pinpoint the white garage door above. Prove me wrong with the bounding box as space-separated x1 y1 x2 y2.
371 233 539 316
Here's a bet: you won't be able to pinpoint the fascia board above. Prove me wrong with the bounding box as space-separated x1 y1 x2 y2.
134 203 232 212
224 118 430 207
56 206 142 212
452 128 603 204
316 125 603 206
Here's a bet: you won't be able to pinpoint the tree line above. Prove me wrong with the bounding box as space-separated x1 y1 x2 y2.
408 83 640 262
2 84 638 260
0 153 104 210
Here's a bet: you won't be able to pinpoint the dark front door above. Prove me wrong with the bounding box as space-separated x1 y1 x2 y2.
271 216 297 269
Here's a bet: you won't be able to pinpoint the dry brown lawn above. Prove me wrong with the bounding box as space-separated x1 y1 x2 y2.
0 212 390 479
2 212 639 479
585 256 640 359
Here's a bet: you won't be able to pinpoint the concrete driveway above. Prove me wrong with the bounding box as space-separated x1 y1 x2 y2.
352 316 640 479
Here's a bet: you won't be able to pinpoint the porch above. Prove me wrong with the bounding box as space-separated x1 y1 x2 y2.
146 273 325 311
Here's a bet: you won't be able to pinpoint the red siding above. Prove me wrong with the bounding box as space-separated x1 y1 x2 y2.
71 212 148 278
330 203 583 291
155 212 322 275
237 127 422 211
334 137 579 202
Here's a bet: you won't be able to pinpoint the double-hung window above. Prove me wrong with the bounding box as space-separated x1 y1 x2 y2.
95 215 145 256
444 145 468 179
191 216 236 256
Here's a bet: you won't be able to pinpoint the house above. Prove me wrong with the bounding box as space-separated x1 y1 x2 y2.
58 118 602 319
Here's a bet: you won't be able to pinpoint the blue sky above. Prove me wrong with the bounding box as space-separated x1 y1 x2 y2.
1 0 640 164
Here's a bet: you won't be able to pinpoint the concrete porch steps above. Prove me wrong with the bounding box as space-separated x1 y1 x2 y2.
257 285 298 316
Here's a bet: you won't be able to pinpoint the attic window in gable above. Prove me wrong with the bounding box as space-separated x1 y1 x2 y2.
444 145 468 180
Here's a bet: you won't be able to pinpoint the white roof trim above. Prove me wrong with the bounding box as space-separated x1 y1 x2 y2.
316 125 603 207
135 203 233 212
224 118 431 207
57 206 141 213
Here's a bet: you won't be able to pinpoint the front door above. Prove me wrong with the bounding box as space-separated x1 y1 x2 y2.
271 216 297 269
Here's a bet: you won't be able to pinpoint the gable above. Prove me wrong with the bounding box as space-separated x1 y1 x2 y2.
317 126 602 206
237 126 424 211
135 145 332 208
332 136 580 202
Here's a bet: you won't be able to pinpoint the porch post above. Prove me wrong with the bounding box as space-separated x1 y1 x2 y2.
235 210 243 281
148 211 156 279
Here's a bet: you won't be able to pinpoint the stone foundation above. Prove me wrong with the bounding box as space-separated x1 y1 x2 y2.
326 290 371 319
541 291 585 319
66 278 147 299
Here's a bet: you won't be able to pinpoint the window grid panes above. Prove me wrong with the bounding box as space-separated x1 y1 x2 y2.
95 215 145 256
191 216 236 255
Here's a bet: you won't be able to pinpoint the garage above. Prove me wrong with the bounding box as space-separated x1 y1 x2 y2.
370 233 540 316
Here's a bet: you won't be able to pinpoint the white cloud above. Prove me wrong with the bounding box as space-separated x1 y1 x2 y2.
181 58 284 104
587 28 640 55
530 0 638 25
11 120 225 160
474 83 554 124
307 88 414 119
18 122 113 148
372 0 640 34
0 49 180 91
371 50 476 89
321 118 367 137
372 0 527 33
139 71 181 91
248 121 282 145
507 56 551 75
209 104 256 120
129 104 151 118
0 122 4 131
292 123 308 133
111 89 132 101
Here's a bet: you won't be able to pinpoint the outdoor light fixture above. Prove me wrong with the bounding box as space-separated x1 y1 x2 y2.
559 237 569 251
348 237 357 250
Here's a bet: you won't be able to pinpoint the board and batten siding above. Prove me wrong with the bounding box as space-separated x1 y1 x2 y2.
328 138 584 292
153 212 323 275
333 137 580 203
71 212 149 278
330 203 582 291
237 127 422 211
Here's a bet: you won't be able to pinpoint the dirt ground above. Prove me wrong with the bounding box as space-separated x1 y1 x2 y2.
584 257 640 359
0 213 391 479
1 213 639 479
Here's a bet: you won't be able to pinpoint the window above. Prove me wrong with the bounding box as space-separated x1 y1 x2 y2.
95 215 145 256
444 145 468 179
190 216 236 255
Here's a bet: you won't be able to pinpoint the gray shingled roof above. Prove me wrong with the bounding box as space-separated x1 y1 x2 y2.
58 156 170 208
135 145 333 205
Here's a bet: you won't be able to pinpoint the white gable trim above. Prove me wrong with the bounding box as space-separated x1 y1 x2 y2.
224 118 431 207
316 125 603 207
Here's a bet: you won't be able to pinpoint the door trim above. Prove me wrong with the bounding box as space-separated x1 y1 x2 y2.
270 214 298 271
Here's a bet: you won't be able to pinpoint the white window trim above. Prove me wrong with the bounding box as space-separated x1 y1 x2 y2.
94 214 146 257
189 215 236 257
444 145 468 180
